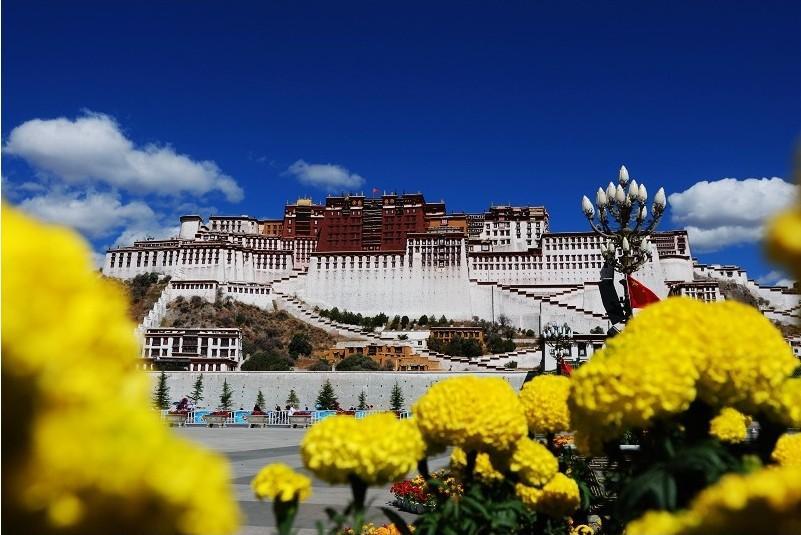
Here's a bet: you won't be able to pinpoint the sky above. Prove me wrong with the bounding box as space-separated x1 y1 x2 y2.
2 1 800 284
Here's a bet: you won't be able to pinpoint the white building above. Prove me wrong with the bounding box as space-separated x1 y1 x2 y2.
140 327 243 371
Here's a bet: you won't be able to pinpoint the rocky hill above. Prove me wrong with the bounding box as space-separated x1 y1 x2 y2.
160 295 339 359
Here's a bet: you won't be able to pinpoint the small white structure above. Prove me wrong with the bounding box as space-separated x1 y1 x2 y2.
141 327 243 371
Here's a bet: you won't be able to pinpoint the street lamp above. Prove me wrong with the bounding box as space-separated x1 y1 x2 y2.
581 165 667 320
542 322 573 375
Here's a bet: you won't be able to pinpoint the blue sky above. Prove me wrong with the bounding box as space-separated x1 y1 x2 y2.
2 1 800 284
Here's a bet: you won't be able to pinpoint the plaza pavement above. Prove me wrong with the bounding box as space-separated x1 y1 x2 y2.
178 427 450 535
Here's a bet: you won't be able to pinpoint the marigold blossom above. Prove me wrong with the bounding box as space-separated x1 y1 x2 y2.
301 412 424 485
251 463 311 502
772 433 801 466
519 375 571 434
413 376 527 455
2 205 239 535
709 407 749 443
508 437 558 487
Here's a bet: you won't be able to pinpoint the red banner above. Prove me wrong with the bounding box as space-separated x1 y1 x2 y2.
627 275 660 309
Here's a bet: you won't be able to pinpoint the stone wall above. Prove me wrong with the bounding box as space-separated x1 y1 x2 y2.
151 371 528 411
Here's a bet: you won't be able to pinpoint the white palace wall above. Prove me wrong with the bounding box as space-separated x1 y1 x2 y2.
152 371 528 411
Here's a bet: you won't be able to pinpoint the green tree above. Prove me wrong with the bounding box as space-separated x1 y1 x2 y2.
390 382 405 412
336 354 380 371
152 371 170 410
219 379 233 411
438 315 447 326
400 315 410 329
389 315 401 329
256 389 266 409
419 314 429 326
316 379 338 410
357 390 368 410
188 374 204 405
308 359 332 371
288 333 313 358
241 351 293 371
286 389 300 408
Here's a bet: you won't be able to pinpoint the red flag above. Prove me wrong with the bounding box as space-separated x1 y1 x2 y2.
627 275 660 309
372 187 381 195
559 360 573 376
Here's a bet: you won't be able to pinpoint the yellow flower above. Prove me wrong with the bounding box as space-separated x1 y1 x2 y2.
413 376 527 455
519 375 571 434
568 298 797 453
569 299 702 452
628 465 801 535
508 437 558 487
450 447 504 482
625 510 695 535
2 205 239 535
515 482 543 508
709 407 749 443
769 378 801 428
570 525 594 535
251 463 311 502
772 433 801 466
535 472 581 518
301 412 424 485
687 465 801 535
765 205 801 280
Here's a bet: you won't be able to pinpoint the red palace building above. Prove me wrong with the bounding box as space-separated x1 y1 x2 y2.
315 193 446 252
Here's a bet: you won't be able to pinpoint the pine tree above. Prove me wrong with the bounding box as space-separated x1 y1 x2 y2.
390 381 405 412
315 380 338 410
152 371 170 410
256 389 266 409
286 389 300 409
188 374 204 405
219 379 233 411
357 390 368 410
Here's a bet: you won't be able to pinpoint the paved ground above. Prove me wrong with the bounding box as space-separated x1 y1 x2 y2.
178 427 448 534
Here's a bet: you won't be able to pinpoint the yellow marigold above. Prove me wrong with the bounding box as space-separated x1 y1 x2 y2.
685 465 801 535
413 376 527 455
251 463 311 502
569 298 797 453
570 525 594 535
535 472 581 518
519 375 571 434
2 205 239 535
301 412 424 485
709 407 749 443
515 482 543 508
569 299 702 453
508 437 558 487
764 205 801 281
772 433 801 466
769 378 801 428
625 510 696 535
688 301 797 415
450 447 504 482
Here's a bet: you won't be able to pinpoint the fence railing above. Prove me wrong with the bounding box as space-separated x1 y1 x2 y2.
159 408 411 426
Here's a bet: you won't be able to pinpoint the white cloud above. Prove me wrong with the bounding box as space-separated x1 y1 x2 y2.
18 190 155 238
285 159 365 190
757 270 795 288
669 177 798 252
16 190 178 250
4 112 243 202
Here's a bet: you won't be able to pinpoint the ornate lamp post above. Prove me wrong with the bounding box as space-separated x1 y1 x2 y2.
541 322 573 375
581 165 667 320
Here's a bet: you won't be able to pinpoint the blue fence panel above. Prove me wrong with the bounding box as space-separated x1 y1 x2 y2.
193 409 210 424
233 410 249 424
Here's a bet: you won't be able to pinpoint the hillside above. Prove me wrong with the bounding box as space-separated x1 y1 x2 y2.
160 295 339 359
104 272 171 322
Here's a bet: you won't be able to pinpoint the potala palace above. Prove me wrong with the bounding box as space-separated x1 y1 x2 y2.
103 193 801 372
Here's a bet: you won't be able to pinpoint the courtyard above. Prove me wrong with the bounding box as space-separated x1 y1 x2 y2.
179 427 450 534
